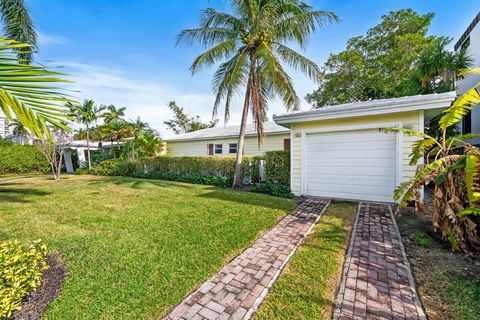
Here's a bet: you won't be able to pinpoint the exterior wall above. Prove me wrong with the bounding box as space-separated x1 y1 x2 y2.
289 111 422 196
456 21 480 145
167 133 290 157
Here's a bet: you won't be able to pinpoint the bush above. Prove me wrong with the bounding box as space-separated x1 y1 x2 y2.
264 151 290 185
251 182 293 198
0 144 50 174
90 159 118 176
0 240 49 319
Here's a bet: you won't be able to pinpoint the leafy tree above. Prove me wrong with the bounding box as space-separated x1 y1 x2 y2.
0 0 37 63
67 100 105 169
164 101 218 134
178 0 337 187
102 104 126 123
306 9 469 107
36 129 73 180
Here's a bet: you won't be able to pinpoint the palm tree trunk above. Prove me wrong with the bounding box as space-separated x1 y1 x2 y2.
86 125 92 170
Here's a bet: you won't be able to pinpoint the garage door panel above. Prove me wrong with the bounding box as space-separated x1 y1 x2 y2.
305 129 396 202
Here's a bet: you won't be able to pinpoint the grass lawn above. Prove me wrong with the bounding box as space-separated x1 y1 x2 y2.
253 202 357 320
0 175 295 319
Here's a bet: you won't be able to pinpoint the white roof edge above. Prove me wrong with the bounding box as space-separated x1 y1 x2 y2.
165 130 289 142
274 92 456 125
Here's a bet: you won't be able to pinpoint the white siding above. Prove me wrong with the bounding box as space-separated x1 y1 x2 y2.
167 133 289 156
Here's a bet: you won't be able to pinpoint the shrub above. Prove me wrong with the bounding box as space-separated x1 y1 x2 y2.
0 144 50 174
264 151 290 185
251 182 293 198
90 159 118 176
0 240 49 319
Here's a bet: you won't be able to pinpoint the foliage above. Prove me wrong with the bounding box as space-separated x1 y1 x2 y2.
385 75 480 251
411 231 432 247
0 240 49 319
0 143 49 174
264 150 290 185
101 104 126 123
36 129 73 180
0 38 72 140
251 182 292 198
89 159 118 176
306 9 469 107
178 0 337 187
164 101 218 134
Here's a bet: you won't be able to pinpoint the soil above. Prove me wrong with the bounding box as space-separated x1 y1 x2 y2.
12 252 66 320
397 205 480 320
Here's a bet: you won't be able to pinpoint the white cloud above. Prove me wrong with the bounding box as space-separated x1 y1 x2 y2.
38 32 71 46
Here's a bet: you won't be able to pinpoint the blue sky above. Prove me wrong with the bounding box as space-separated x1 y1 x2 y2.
29 0 480 137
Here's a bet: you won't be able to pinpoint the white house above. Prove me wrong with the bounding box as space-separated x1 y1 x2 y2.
274 92 456 203
455 11 480 145
165 122 290 157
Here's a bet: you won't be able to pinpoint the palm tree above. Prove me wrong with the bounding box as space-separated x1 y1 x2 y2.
67 100 105 169
102 104 126 123
178 0 338 187
0 0 37 63
9 119 28 144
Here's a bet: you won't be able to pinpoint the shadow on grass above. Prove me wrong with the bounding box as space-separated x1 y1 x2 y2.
0 187 51 203
86 176 193 190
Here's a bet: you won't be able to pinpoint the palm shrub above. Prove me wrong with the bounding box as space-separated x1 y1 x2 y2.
386 73 480 251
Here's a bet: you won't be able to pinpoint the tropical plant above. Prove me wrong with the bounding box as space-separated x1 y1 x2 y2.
36 129 73 180
0 0 37 63
67 100 105 169
102 104 126 123
136 131 164 157
164 100 218 134
178 0 338 187
385 74 480 251
0 38 72 140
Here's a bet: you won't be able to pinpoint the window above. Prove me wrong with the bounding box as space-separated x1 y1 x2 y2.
283 138 291 151
463 111 472 135
208 144 214 156
215 144 223 154
229 143 238 154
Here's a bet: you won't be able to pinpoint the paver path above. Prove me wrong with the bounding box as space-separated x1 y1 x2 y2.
165 198 330 320
334 202 426 320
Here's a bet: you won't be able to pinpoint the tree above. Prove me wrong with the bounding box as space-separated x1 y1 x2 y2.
36 129 73 180
306 9 469 107
178 0 338 187
137 131 164 157
67 100 105 170
385 72 480 251
0 38 72 140
102 104 126 123
0 0 37 63
164 101 218 134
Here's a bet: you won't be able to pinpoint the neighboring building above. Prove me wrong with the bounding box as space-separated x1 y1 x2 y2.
165 122 290 156
455 11 480 145
0 116 14 138
274 92 456 203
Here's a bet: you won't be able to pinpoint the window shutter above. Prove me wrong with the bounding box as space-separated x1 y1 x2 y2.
283 139 291 151
208 144 214 156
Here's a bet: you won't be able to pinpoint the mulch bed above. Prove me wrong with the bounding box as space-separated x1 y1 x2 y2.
13 252 66 320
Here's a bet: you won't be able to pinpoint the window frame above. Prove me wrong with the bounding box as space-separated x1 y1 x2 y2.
214 144 223 155
229 143 238 154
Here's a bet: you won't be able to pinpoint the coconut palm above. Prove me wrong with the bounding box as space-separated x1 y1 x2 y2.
0 0 37 63
178 0 338 187
102 104 126 123
67 100 105 169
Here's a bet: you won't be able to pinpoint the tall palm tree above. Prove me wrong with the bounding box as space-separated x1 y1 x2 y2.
102 104 126 123
0 0 37 63
9 119 28 144
67 100 104 169
178 0 338 187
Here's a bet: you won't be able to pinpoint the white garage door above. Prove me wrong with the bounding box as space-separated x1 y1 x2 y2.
305 129 397 202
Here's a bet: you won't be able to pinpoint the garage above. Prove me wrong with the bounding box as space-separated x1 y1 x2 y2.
304 128 397 202
273 92 457 203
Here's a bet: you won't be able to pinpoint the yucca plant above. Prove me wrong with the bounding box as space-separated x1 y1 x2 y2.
385 70 480 251
0 37 72 140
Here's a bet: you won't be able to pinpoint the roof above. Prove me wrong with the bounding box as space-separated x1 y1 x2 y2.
454 11 480 51
274 92 457 126
165 122 289 142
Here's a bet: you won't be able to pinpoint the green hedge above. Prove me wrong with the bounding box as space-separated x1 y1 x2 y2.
0 144 49 174
264 151 290 185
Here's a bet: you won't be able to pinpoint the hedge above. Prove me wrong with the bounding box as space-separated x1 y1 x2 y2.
0 144 49 174
264 151 290 185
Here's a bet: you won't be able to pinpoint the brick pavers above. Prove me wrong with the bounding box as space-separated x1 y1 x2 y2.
164 198 330 320
334 202 426 320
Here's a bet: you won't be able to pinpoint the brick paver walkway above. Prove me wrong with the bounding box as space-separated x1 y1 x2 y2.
165 198 330 320
334 202 426 320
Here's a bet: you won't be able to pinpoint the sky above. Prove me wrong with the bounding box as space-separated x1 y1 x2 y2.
26 0 480 138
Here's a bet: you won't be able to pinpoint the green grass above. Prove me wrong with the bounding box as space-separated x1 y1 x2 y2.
253 202 357 320
411 231 432 247
0 175 295 320
439 276 480 320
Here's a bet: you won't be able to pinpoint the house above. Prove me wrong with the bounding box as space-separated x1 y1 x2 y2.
165 122 290 156
274 92 456 203
0 116 13 138
455 11 480 145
